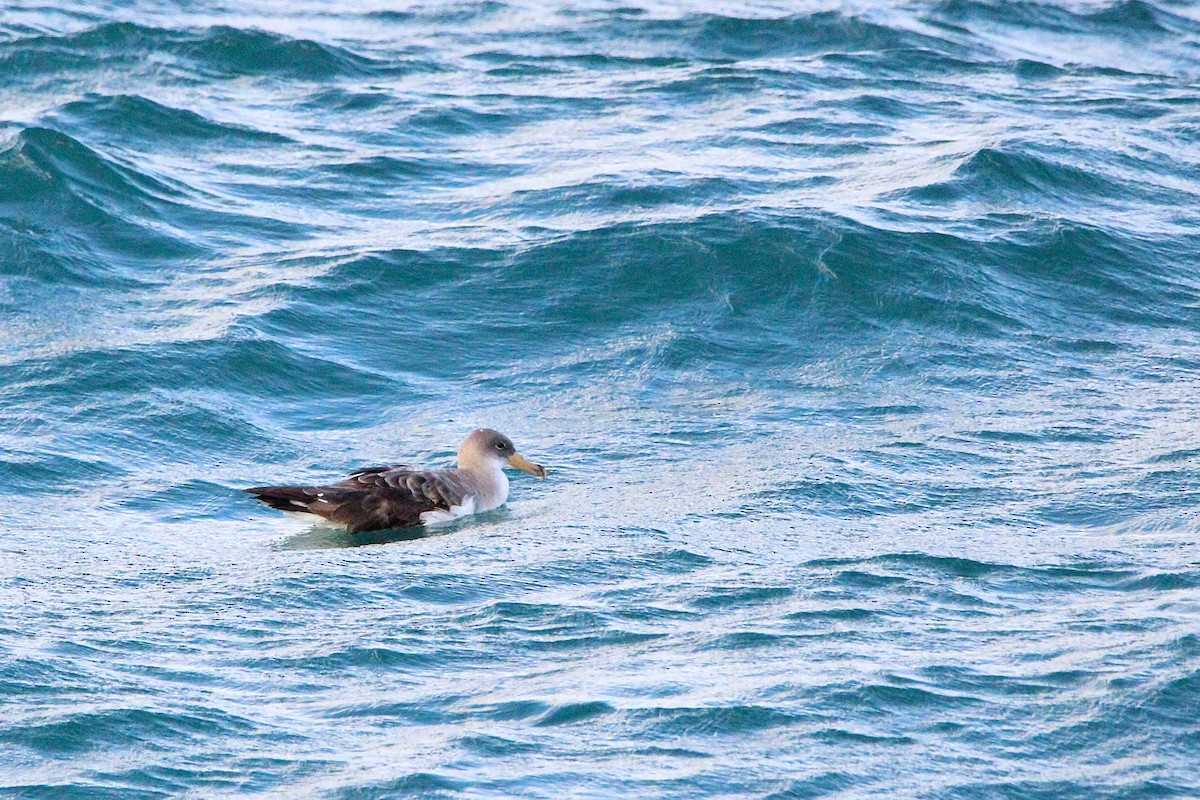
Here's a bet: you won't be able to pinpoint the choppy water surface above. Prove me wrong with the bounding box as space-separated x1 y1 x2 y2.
3 1 1200 797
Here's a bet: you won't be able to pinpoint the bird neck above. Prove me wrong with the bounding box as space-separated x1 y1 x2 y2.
458 449 501 473
456 454 509 510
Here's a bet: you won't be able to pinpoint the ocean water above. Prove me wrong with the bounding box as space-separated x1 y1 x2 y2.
2 0 1200 797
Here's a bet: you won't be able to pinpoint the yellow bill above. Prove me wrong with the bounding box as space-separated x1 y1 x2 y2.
507 453 547 478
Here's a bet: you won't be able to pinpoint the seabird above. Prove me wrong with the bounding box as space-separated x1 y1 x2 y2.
245 428 546 532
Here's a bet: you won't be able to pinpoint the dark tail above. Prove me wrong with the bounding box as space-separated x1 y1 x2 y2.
245 486 318 513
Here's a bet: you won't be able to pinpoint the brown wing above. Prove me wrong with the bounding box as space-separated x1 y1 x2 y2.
246 467 471 533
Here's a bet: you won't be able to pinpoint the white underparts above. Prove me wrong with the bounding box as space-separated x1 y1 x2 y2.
420 496 478 526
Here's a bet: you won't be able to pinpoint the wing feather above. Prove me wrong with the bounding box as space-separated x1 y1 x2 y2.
247 467 473 533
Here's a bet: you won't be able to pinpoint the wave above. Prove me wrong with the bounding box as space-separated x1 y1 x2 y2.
0 706 256 755
904 145 1127 205
0 127 201 279
600 11 968 61
53 93 294 146
190 206 1198 402
637 703 816 736
0 335 407 499
9 335 397 400
776 553 1200 609
0 450 128 495
330 773 466 800
0 123 311 289
933 0 1199 36
0 21 414 81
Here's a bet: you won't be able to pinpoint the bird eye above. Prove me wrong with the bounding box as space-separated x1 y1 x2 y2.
495 442 506 450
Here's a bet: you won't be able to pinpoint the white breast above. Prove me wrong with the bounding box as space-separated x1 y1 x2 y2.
420 496 478 526
418 460 509 526
477 468 509 512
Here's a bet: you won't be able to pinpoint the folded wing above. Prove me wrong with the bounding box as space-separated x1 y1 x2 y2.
246 466 472 532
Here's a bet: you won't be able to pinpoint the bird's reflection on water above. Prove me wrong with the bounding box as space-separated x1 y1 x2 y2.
273 509 512 550
276 525 437 550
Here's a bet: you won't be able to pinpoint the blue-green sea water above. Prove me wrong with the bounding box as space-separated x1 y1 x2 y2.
3 1 1200 797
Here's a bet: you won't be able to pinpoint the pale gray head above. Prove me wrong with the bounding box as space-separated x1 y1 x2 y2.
457 428 547 477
